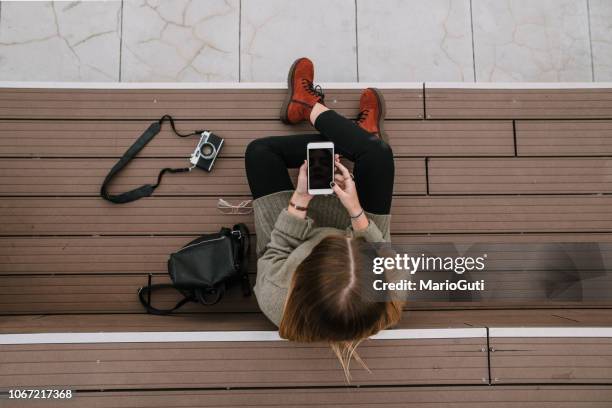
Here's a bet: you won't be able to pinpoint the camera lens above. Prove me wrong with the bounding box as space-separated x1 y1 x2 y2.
200 142 215 159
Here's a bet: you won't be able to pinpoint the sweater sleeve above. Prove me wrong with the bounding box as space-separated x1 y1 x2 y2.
257 209 314 276
350 218 386 242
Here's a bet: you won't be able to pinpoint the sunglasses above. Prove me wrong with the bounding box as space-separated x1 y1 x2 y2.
217 198 253 215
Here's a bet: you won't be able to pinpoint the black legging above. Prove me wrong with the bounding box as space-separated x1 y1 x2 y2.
245 110 394 214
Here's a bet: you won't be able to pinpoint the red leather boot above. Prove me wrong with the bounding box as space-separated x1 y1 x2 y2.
355 88 387 142
280 57 325 124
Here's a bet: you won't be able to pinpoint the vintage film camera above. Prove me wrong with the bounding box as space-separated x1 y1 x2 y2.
190 131 224 172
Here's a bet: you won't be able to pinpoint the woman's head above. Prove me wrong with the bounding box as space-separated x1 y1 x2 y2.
278 235 402 380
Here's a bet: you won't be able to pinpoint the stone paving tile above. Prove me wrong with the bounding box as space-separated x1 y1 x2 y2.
121 0 239 82
0 1 121 81
357 0 474 82
472 0 592 82
589 0 612 81
240 0 357 82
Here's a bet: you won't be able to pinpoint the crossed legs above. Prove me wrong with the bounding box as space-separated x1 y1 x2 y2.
245 104 394 214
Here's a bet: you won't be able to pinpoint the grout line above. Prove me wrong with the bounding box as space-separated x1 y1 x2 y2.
4 154 612 160
424 157 430 195
238 0 242 82
512 120 517 156
422 82 427 118
469 0 477 82
4 383 611 395
485 327 492 384
354 0 359 82
5 230 612 238
4 192 612 199
118 0 124 82
2 80 612 89
586 0 595 82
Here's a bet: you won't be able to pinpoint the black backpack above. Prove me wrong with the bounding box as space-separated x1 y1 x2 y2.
138 223 251 314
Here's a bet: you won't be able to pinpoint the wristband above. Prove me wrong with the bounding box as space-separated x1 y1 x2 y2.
350 208 364 219
289 200 308 212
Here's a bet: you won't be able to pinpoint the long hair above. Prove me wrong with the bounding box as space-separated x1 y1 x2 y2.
278 235 403 382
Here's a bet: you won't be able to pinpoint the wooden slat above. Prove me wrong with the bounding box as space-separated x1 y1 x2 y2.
0 196 255 235
0 236 265 275
0 119 514 158
516 120 612 156
2 309 612 334
0 338 488 389
0 313 276 333
489 337 612 384
4 234 611 276
0 274 259 314
425 88 612 119
388 120 514 157
2 386 610 408
2 272 610 315
0 119 314 158
0 157 426 196
0 88 424 120
429 158 612 194
3 195 612 235
383 195 612 233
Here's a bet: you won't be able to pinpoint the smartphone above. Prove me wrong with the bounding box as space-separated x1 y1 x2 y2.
307 142 335 195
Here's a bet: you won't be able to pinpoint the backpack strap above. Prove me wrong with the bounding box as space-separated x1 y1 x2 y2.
137 283 195 315
101 115 203 204
233 223 252 296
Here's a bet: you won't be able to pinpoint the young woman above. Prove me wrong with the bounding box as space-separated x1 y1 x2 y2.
245 57 403 380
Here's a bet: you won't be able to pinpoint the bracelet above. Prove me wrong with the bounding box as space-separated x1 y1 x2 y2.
350 208 364 219
289 200 308 212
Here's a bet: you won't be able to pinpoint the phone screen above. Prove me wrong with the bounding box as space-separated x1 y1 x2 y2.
308 148 334 190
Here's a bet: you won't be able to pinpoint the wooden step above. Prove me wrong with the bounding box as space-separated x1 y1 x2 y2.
2 386 610 408
3 195 612 235
428 158 612 194
0 335 488 389
3 309 612 334
0 119 514 158
425 87 612 119
516 120 612 156
489 329 612 384
0 157 427 196
0 88 424 120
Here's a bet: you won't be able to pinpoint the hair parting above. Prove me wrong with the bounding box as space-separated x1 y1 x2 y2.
279 234 403 383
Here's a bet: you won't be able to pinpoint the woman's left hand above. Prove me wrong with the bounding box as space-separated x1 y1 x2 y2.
295 160 313 199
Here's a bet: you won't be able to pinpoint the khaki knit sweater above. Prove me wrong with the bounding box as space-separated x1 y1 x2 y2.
252 190 392 327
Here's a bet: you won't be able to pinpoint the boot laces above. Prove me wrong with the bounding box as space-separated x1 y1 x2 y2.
302 79 325 101
355 109 370 124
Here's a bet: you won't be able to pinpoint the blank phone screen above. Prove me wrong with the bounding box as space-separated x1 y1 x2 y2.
308 148 334 190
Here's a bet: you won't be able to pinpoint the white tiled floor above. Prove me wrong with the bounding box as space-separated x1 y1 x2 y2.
358 0 474 82
0 0 610 82
472 0 592 82
121 0 239 81
0 1 121 81
241 0 357 82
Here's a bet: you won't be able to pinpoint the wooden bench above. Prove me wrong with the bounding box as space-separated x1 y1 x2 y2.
1 83 611 407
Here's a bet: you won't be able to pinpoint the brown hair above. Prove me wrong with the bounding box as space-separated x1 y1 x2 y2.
278 235 403 382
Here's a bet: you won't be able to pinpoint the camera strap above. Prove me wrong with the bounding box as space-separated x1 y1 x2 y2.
100 115 203 204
